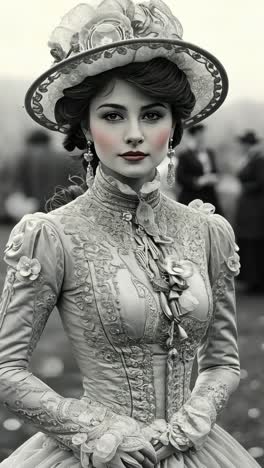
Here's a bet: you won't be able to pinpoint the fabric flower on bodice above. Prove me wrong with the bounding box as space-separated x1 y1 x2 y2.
161 258 198 311
188 199 216 215
159 257 199 343
16 256 41 281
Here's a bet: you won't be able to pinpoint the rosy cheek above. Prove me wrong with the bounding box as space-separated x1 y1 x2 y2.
153 129 171 149
91 128 117 151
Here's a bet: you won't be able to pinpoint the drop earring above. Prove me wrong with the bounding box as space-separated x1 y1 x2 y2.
167 138 175 187
83 140 94 187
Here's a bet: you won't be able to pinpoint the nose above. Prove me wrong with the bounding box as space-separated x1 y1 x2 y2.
124 120 144 146
126 135 144 146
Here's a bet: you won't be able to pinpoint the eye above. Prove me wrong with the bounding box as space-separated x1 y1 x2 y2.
103 112 123 121
143 111 162 121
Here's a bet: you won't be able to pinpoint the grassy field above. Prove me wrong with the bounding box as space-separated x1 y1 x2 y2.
0 223 263 466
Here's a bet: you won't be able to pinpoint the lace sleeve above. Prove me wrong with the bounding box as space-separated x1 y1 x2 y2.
0 214 97 454
0 214 154 463
167 210 241 451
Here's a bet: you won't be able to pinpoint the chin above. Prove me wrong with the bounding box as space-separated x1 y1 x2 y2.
116 160 156 177
119 167 154 179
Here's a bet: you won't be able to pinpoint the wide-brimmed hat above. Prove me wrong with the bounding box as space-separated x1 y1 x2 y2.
25 0 229 134
238 130 259 145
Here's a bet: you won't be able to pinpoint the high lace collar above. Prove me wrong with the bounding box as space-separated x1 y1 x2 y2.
89 164 161 212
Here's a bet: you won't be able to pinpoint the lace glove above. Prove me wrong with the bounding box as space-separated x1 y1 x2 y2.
71 412 157 467
142 419 191 456
142 400 214 455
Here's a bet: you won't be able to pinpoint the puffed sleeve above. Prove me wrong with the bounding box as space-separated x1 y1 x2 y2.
168 210 241 451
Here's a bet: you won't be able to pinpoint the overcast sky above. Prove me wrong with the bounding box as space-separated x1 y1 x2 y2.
1 0 264 103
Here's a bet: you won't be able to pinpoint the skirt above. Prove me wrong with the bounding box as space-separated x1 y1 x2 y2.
0 424 260 468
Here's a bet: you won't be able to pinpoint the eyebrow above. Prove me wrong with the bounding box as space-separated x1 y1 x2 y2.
96 102 168 111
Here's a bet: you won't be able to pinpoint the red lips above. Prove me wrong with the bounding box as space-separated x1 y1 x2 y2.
120 151 147 156
120 151 148 161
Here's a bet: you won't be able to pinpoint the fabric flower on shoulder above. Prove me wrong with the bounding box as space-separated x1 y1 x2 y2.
226 252 241 276
16 256 41 281
188 199 215 215
4 232 25 255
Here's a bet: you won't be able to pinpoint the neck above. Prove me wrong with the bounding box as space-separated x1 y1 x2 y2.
100 163 156 193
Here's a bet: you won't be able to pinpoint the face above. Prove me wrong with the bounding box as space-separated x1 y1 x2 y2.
85 79 175 187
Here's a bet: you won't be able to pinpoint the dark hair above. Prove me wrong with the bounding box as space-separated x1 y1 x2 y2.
47 57 195 210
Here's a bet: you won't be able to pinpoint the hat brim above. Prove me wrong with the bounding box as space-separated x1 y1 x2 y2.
25 38 228 133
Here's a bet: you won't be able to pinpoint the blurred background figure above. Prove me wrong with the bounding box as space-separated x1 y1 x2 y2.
176 124 223 214
0 159 13 224
4 129 82 222
235 130 264 294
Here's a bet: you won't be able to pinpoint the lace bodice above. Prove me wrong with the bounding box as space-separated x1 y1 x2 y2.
0 166 240 458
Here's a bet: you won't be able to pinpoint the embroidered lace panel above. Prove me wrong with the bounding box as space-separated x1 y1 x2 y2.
53 169 215 425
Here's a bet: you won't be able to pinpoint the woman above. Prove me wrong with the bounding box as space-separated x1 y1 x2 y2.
0 1 260 467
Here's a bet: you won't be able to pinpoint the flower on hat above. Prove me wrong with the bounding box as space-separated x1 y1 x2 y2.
26 0 228 134
16 256 41 281
133 0 183 39
48 2 135 62
79 9 133 50
48 0 184 64
48 4 95 62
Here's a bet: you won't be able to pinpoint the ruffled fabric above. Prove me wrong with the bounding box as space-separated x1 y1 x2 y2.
206 212 240 282
188 199 241 283
1 425 260 467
